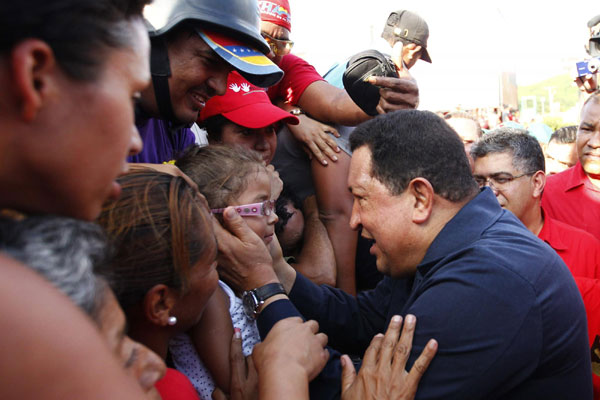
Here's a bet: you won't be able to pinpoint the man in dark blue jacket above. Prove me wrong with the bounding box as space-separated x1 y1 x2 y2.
216 110 593 399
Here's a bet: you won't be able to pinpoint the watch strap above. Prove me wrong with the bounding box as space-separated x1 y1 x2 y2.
254 282 287 301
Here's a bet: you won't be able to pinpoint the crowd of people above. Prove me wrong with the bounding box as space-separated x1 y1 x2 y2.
1 0 599 399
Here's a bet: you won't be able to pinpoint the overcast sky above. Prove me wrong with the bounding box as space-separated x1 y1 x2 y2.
290 0 595 111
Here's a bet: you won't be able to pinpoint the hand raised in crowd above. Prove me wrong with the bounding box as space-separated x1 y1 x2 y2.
288 114 341 166
212 207 278 292
370 74 420 114
252 318 329 400
341 315 437 400
370 44 419 114
575 73 598 94
212 328 258 400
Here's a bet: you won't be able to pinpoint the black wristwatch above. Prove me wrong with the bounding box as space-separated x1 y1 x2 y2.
242 283 286 319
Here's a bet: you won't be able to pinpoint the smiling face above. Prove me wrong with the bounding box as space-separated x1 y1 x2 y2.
164 29 231 124
577 98 600 181
219 122 278 164
231 169 278 245
348 146 419 278
97 287 166 399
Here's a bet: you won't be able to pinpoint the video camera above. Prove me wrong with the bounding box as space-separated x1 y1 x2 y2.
576 57 600 77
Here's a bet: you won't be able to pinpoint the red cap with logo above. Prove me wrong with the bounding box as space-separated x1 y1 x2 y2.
200 72 299 129
259 0 292 32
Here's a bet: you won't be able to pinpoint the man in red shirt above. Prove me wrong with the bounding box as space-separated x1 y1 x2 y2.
542 92 600 240
471 128 600 278
471 128 600 397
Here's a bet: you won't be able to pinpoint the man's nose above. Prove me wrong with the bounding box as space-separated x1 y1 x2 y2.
129 126 143 156
349 202 361 230
206 67 230 97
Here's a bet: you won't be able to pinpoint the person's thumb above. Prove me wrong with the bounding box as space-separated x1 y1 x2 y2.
211 388 227 400
221 206 260 243
340 354 357 396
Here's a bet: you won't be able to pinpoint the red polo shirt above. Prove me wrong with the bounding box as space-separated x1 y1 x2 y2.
155 368 199 400
267 54 324 105
542 162 600 240
574 277 600 398
539 211 600 397
538 209 600 279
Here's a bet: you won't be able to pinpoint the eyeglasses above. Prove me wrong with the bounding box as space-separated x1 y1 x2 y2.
261 32 294 57
473 172 534 189
211 200 275 217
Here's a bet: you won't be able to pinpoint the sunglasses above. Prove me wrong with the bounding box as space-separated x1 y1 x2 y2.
211 200 275 217
261 32 294 57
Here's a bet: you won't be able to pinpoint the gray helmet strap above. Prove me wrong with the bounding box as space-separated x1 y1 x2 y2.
150 36 178 124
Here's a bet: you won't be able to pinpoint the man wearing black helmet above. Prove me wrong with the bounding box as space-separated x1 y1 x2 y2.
131 0 284 164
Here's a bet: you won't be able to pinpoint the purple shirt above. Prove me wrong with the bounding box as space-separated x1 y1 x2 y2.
129 117 196 164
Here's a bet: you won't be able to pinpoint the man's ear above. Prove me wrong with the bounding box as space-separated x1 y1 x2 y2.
408 178 434 224
11 39 57 122
531 170 546 199
403 44 422 63
142 284 178 327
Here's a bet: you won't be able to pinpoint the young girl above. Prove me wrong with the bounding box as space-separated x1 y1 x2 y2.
171 145 279 399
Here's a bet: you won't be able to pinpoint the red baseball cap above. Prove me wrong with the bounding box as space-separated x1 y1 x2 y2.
259 0 292 32
200 72 299 129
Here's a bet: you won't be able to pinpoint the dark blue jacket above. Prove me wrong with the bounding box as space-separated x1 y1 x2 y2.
258 189 592 399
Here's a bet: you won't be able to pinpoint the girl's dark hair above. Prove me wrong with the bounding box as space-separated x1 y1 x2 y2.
95 170 213 309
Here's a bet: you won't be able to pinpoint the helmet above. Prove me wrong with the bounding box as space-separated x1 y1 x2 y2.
143 0 283 123
145 0 270 55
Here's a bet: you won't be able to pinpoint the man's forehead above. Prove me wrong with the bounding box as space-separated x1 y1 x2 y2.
348 147 374 189
446 118 480 140
582 99 600 120
474 152 516 172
